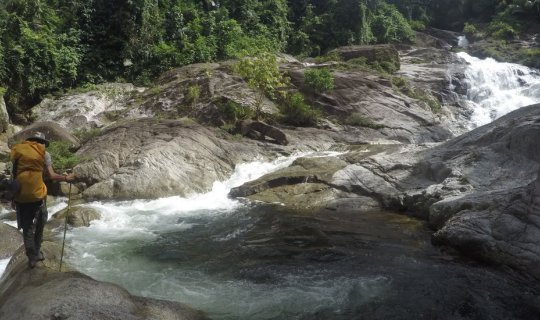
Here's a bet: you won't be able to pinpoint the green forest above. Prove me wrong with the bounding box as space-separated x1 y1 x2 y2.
0 0 538 117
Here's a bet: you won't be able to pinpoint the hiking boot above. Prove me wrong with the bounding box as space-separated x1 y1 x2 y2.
28 259 37 269
37 251 45 261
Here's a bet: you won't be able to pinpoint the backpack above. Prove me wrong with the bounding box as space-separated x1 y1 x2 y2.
9 141 47 203
2 158 21 201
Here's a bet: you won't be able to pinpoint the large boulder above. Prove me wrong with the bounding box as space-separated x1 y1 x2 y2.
235 120 289 145
74 118 269 200
0 223 22 259
288 67 453 143
0 242 209 320
8 121 80 149
32 83 140 131
52 205 101 228
125 63 280 125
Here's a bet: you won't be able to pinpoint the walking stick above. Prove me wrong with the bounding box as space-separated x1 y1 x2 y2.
59 181 72 272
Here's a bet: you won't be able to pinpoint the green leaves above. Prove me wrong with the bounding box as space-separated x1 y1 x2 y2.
48 141 80 172
304 68 335 92
234 52 289 118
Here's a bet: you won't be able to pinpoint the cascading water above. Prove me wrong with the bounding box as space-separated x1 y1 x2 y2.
456 51 540 127
60 149 538 319
64 152 398 319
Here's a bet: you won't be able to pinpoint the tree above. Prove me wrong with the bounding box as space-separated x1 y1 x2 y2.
234 52 289 119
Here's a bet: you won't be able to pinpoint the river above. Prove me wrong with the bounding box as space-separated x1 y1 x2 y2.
57 51 540 319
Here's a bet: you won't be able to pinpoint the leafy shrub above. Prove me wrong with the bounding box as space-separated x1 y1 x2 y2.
409 20 426 31
186 84 201 104
48 141 80 172
220 101 253 122
348 57 368 66
391 76 409 88
279 92 320 126
304 68 335 92
80 128 101 140
234 52 289 118
314 52 342 63
344 113 383 129
488 21 518 39
463 22 477 35
73 128 102 144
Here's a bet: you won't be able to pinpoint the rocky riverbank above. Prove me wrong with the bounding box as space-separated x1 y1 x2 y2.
0 27 539 318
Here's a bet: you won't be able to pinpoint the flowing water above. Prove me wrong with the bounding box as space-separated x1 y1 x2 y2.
63 153 539 319
456 51 540 128
57 52 540 319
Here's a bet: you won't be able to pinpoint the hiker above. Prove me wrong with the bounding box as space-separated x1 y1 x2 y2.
10 132 75 268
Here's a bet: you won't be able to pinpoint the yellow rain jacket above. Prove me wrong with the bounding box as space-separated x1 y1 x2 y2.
10 141 47 203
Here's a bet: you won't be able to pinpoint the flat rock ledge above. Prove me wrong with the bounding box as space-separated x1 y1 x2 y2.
0 242 209 320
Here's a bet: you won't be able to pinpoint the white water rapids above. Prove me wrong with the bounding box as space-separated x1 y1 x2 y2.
63 151 394 319
456 51 540 127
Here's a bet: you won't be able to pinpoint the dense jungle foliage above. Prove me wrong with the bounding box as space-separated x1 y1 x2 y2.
0 0 538 116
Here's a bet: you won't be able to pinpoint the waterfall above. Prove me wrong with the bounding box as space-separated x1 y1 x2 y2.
457 36 469 48
456 51 540 128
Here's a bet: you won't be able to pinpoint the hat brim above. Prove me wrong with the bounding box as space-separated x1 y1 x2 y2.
26 137 50 147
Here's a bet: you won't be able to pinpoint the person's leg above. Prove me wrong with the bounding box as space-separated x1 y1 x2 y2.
34 201 48 260
18 201 42 267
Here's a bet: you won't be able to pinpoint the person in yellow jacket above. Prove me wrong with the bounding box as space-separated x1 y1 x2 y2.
10 132 75 268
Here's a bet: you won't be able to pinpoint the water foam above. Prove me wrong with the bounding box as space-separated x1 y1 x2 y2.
456 51 540 128
65 151 360 319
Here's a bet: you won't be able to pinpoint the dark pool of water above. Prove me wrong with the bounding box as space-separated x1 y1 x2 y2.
129 204 540 320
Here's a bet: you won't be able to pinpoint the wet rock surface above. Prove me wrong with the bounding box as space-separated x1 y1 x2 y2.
0 223 22 259
0 243 209 320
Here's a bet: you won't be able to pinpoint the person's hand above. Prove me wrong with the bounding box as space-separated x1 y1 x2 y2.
65 173 75 182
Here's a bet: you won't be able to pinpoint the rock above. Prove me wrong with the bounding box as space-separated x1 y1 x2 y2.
126 63 280 123
232 104 540 280
52 205 101 228
431 183 540 280
8 121 81 149
0 223 22 259
422 28 462 47
288 67 453 143
235 120 289 145
32 83 139 131
0 96 9 133
358 104 540 278
58 181 80 196
230 156 350 209
0 243 209 320
330 44 400 70
75 118 268 200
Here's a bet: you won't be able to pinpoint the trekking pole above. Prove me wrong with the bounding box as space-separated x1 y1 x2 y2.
59 181 72 272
